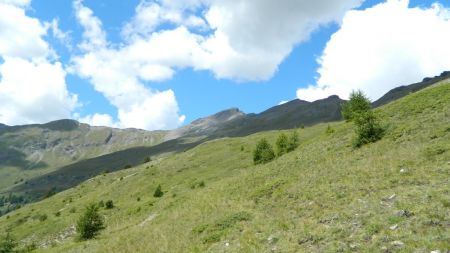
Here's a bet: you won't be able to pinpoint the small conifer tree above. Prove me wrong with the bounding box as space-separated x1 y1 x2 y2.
287 131 299 152
253 138 275 164
275 133 289 156
341 90 384 147
76 204 105 240
153 185 164 198
353 111 384 147
341 90 372 121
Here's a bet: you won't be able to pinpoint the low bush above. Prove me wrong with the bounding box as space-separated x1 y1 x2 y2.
253 139 275 164
105 200 114 209
275 133 289 156
353 111 384 148
76 204 105 240
153 185 164 198
0 231 17 253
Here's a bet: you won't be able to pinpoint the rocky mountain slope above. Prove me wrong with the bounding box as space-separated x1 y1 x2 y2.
166 108 246 139
0 120 166 192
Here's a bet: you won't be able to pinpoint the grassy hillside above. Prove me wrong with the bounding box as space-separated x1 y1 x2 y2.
0 82 449 252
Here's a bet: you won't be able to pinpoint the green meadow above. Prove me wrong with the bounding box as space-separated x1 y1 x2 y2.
1 82 449 252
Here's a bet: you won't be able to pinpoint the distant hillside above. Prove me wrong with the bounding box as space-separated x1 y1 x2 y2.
166 108 246 139
372 71 450 107
1 80 448 252
211 95 344 138
11 138 203 200
0 119 166 193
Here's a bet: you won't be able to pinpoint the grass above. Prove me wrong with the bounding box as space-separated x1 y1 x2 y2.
0 82 449 252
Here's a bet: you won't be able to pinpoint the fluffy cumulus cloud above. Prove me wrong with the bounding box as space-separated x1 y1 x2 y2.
297 0 450 101
77 113 115 128
0 1 77 125
0 2 49 59
118 0 363 81
199 0 363 80
71 0 363 130
72 0 185 130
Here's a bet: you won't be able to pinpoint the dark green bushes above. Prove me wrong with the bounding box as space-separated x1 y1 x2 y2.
342 90 372 121
153 185 164 198
143 156 151 163
254 131 300 164
0 231 16 253
353 111 384 147
342 90 384 147
275 133 289 156
76 204 105 240
105 200 114 209
253 139 275 164
275 131 299 156
286 131 299 152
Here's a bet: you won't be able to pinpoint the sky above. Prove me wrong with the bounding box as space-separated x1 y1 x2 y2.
1 0 450 130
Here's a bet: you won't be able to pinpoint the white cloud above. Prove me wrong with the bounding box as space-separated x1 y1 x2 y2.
0 57 77 125
118 0 364 81
199 0 363 80
0 2 78 125
122 0 207 39
77 113 115 127
73 0 107 51
48 18 72 49
0 0 30 7
0 2 49 59
297 0 450 101
278 100 289 105
72 1 186 130
116 90 185 130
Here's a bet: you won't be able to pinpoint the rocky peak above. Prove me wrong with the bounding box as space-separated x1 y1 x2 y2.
191 108 245 125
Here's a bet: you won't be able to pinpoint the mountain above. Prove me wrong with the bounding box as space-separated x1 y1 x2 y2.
372 70 450 107
0 119 166 192
166 108 246 139
0 123 7 129
10 138 204 200
167 95 345 140
1 79 448 252
210 95 344 138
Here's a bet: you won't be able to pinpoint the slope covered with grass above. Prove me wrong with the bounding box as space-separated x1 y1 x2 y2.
0 82 449 252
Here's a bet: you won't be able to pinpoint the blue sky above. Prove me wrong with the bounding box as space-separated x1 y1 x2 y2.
1 0 449 130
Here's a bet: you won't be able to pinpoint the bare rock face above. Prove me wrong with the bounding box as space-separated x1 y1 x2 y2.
165 108 246 140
